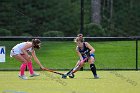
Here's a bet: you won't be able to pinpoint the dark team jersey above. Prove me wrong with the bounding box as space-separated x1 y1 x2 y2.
78 42 90 57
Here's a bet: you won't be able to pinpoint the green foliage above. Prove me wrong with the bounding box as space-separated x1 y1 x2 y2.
0 0 139 36
21 33 32 36
43 31 64 37
0 28 11 36
83 23 106 37
0 0 80 36
101 0 140 36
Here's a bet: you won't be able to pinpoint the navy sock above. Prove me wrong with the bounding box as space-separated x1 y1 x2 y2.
90 64 97 76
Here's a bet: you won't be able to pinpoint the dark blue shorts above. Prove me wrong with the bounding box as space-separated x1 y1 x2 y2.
82 54 95 62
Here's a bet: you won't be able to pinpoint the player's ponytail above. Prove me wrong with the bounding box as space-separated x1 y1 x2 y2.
32 39 41 49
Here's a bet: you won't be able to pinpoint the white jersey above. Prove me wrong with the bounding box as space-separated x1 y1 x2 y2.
10 42 32 57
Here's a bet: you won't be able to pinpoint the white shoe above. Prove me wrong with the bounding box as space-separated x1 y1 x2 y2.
94 75 99 79
18 75 28 80
30 73 40 77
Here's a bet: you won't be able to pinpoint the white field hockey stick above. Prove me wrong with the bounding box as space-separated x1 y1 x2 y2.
64 57 88 76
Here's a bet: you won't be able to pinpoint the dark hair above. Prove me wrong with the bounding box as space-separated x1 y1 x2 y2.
32 39 41 49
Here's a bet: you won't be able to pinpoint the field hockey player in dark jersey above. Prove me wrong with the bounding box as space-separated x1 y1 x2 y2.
62 34 99 79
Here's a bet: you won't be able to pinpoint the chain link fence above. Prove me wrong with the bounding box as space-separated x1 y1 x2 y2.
0 37 140 70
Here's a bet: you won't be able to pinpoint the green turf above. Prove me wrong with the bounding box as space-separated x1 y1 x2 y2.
0 71 140 93
0 41 140 69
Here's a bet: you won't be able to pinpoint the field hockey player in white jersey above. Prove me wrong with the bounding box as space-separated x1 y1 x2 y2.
10 39 45 80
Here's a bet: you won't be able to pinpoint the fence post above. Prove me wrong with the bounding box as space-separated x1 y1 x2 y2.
136 38 138 70
80 0 84 34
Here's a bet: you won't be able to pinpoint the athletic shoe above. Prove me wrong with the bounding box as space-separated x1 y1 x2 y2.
30 73 40 77
94 75 99 79
18 75 28 80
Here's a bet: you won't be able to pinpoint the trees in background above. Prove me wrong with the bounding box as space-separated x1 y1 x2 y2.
0 0 80 36
99 0 140 36
0 0 139 36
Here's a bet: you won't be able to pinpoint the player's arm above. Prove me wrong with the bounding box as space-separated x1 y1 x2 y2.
85 42 95 54
31 50 45 69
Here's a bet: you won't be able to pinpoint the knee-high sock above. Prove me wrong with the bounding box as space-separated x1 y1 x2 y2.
20 63 27 76
27 62 34 75
90 64 97 76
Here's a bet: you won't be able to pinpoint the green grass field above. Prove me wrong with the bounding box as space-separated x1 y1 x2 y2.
0 41 140 70
0 71 140 93
0 40 140 93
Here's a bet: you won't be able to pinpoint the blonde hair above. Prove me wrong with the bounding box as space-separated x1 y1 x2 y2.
74 34 84 42
77 34 83 37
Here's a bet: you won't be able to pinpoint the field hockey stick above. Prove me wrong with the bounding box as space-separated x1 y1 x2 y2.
65 57 88 76
71 57 88 73
43 68 64 76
